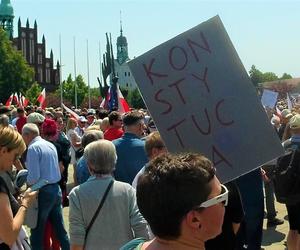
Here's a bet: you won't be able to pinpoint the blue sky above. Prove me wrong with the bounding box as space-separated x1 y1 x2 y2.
11 0 300 87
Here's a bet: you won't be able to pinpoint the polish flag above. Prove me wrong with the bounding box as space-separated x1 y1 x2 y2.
100 85 130 114
21 95 29 107
100 88 110 110
275 106 281 118
62 103 80 120
13 93 19 105
18 93 23 107
117 86 130 114
5 94 13 107
37 88 46 109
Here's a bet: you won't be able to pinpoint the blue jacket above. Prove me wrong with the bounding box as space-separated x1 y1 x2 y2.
113 133 148 184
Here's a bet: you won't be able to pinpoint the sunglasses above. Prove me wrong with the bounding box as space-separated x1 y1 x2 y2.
194 184 229 208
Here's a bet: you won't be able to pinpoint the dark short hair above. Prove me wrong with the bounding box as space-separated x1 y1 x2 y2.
108 111 121 125
137 152 215 240
17 107 25 113
98 109 109 119
122 110 144 126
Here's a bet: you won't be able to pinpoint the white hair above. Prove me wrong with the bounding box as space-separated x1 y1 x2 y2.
22 123 40 136
84 140 117 175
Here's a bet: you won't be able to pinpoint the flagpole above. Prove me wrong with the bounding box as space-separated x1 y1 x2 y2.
99 41 102 84
73 36 78 109
87 39 91 109
59 34 63 107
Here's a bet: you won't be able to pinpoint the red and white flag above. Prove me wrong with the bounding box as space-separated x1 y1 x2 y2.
13 93 19 106
62 103 80 120
18 93 23 107
117 86 130 114
5 94 13 107
100 88 110 110
37 88 46 109
275 106 281 118
100 85 130 114
21 95 29 107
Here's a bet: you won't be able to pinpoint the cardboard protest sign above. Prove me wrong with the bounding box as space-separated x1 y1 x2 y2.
261 89 278 109
128 15 284 182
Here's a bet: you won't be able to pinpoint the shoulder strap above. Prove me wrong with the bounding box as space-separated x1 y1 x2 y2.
83 179 114 248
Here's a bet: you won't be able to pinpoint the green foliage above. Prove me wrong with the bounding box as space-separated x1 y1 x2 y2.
90 87 100 98
280 73 292 80
249 65 263 87
127 88 145 109
249 65 294 86
0 28 34 102
55 74 88 107
119 87 129 99
25 82 42 105
262 72 278 82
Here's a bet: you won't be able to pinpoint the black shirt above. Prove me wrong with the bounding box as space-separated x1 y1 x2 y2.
0 176 20 249
205 181 244 250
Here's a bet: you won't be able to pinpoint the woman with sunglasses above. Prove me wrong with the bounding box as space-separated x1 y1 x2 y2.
121 152 227 250
0 125 37 249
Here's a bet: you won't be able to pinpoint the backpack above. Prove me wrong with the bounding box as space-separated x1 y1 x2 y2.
273 145 300 205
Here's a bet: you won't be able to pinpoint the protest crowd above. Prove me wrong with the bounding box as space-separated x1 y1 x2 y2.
0 99 298 250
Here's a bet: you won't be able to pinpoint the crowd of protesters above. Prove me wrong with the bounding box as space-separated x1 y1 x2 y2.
0 101 298 250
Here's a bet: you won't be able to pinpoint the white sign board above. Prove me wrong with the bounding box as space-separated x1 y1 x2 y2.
128 16 284 182
261 89 278 109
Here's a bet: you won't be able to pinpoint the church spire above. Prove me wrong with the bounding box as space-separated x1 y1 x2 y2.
120 11 123 36
116 11 128 65
0 0 14 38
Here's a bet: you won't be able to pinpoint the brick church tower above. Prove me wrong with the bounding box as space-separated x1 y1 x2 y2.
0 0 60 91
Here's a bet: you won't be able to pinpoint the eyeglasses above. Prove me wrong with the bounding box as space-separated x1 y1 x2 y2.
194 184 229 208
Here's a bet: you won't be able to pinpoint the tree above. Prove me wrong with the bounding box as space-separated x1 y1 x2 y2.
261 72 278 82
249 65 286 85
25 82 42 105
76 75 89 106
0 28 34 102
55 74 88 107
280 73 292 80
127 88 145 109
249 65 263 87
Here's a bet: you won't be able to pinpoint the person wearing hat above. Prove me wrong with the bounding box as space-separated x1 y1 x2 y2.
278 109 293 140
281 114 300 250
86 110 96 127
75 116 87 137
27 112 45 134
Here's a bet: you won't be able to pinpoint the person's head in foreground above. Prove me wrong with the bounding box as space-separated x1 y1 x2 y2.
136 152 227 249
0 125 26 172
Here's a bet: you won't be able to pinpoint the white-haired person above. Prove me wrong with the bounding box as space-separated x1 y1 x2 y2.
69 140 149 250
